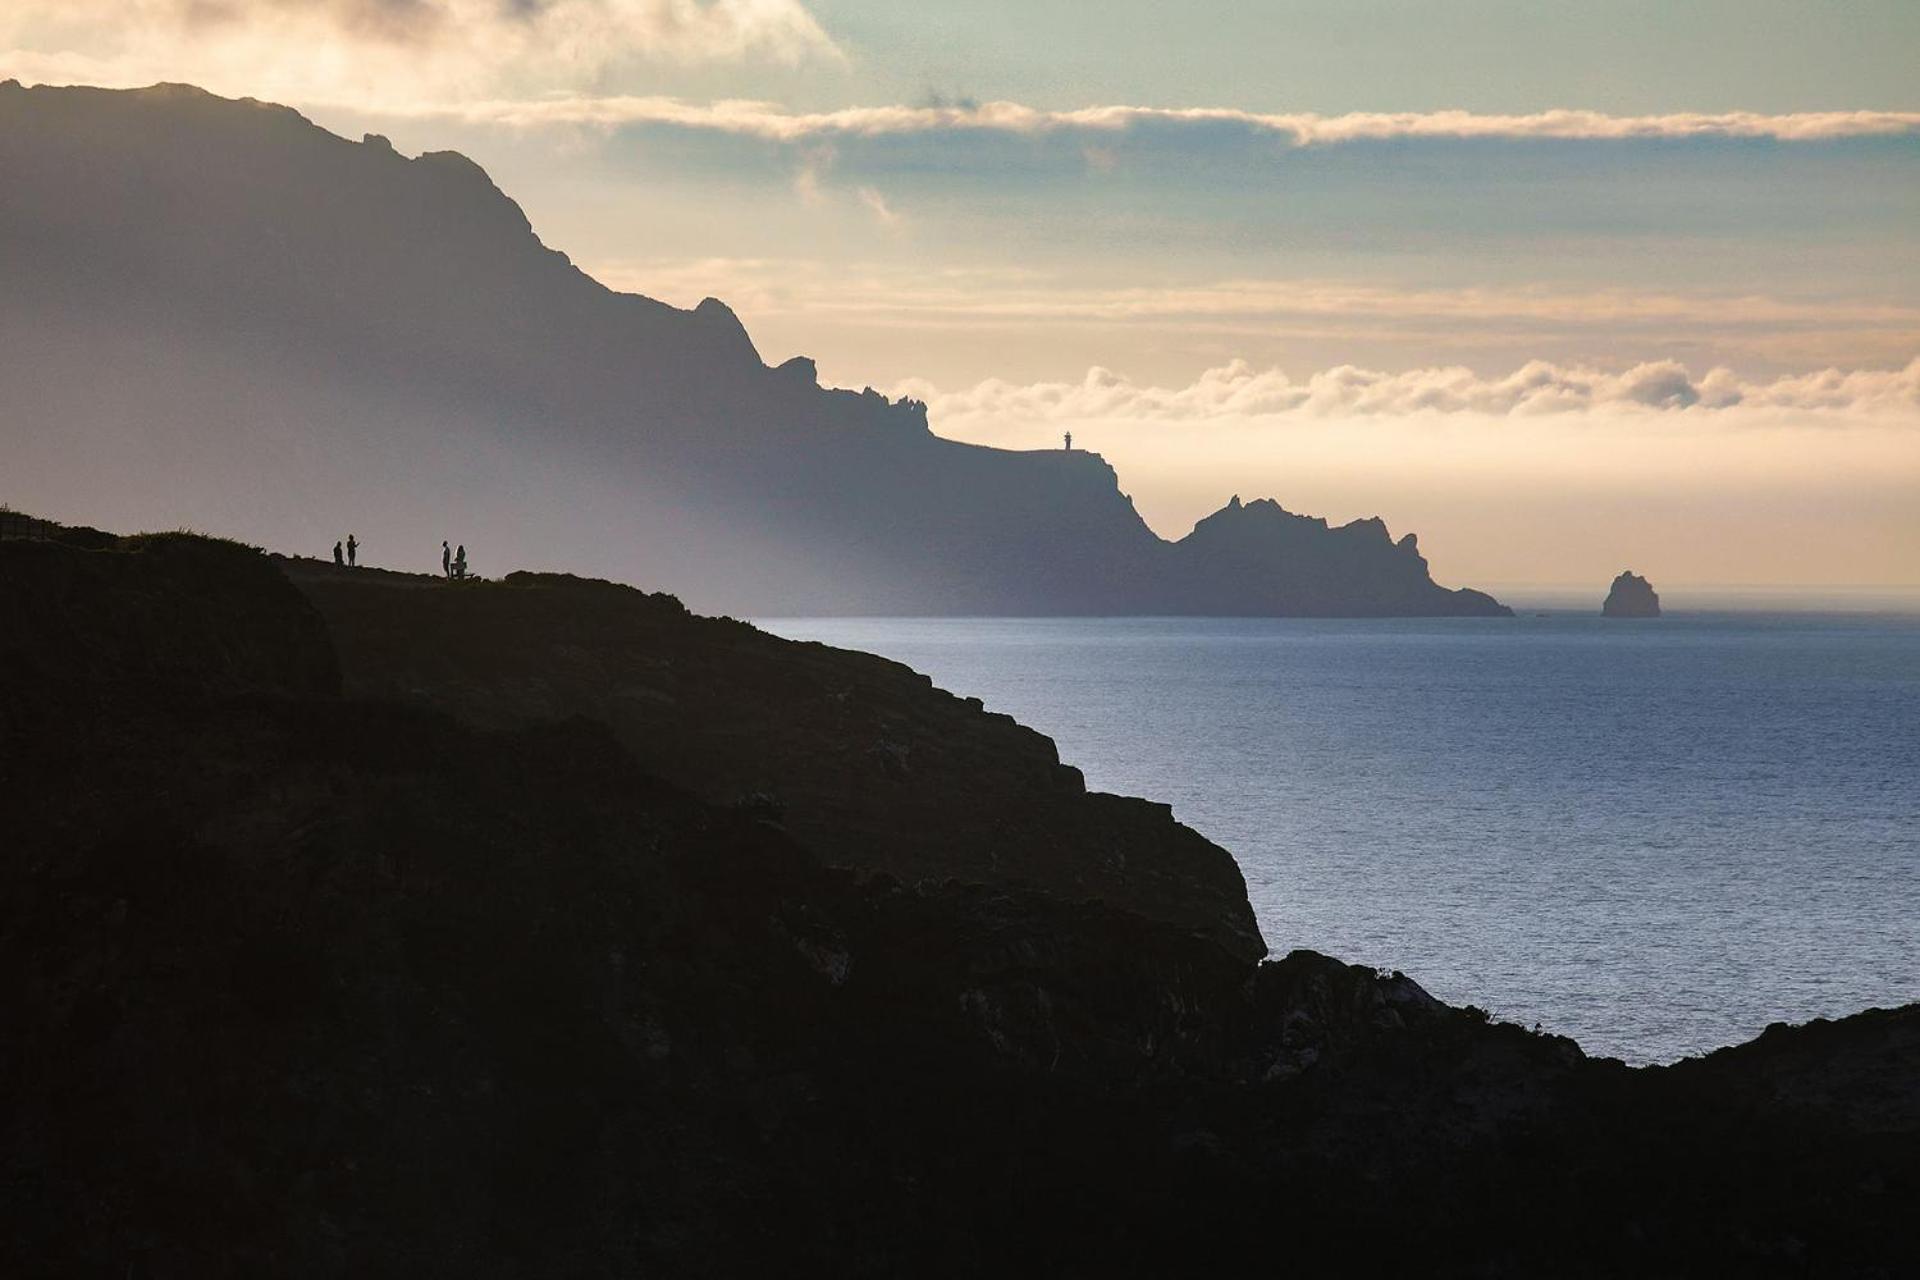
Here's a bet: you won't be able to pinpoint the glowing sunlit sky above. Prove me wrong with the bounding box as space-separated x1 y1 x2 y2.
5 1 1917 586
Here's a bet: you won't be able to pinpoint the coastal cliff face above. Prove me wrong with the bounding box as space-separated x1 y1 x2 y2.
280 557 1266 961
0 80 1505 618
1604 570 1663 617
2 522 1914 1276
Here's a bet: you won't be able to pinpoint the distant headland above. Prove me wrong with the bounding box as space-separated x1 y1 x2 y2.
0 80 1508 619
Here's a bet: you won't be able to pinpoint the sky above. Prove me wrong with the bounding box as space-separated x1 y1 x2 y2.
5 0 1917 586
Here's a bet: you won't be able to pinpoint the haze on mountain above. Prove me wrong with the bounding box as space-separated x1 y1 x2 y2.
0 81 1507 618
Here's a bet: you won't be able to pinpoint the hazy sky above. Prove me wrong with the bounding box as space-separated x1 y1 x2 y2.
5 1 1917 585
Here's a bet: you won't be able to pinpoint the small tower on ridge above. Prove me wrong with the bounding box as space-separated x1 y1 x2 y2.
1064 431 1074 452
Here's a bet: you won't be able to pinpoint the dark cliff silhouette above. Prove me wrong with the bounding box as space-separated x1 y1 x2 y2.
1604 570 1663 617
2 516 1914 1276
0 81 1508 618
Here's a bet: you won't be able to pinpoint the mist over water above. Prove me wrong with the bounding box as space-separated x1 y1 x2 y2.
763 609 1920 1064
1491 584 1920 615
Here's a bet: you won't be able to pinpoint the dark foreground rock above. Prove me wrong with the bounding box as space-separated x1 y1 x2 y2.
279 557 1265 962
2 524 1913 1277
1604 570 1662 617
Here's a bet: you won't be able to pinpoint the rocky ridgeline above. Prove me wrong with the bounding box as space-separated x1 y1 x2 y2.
1167 495 1509 616
2 81 1510 619
2 524 1914 1276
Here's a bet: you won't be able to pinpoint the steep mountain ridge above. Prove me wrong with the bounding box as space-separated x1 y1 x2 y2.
0 80 1507 617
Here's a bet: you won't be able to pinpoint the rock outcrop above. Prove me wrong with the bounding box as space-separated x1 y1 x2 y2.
1167 496 1511 616
2 518 1914 1276
1604 569 1663 617
0 80 1507 619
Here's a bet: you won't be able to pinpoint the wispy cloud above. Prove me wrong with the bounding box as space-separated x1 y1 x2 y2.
855 186 900 226
17 25 1910 150
896 357 1920 424
384 95 1920 144
587 258 1920 368
783 147 897 224
0 1 843 108
591 259 1920 327
792 144 834 205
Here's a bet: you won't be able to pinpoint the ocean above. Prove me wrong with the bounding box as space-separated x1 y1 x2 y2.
762 598 1920 1064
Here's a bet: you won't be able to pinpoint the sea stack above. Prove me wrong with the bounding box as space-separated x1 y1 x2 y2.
1603 571 1661 618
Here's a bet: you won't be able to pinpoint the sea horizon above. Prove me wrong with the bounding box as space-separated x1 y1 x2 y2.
753 587 1920 621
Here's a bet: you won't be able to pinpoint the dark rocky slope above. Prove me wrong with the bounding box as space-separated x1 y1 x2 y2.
0 80 1506 618
3 523 1913 1276
279 556 1265 961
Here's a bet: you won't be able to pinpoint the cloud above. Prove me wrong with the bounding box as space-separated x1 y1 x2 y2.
855 186 899 226
792 144 834 205
0 0 842 108
589 260 1920 330
583 258 1920 370
784 148 897 224
374 94 1920 144
894 357 1920 425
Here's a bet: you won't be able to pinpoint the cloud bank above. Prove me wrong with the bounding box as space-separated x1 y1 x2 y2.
604 261 1920 333
0 0 841 106
406 96 1920 144
898 358 1920 425
8 15 1914 151
596 256 1920 383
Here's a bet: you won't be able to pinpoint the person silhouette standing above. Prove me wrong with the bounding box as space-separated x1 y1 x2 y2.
453 544 468 581
442 540 451 578
346 533 358 568
333 540 343 567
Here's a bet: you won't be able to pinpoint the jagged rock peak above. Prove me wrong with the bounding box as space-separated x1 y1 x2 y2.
416 149 495 180
1346 515 1391 541
1603 570 1662 618
687 295 761 363
1191 496 1318 534
775 354 818 386
1209 496 1293 519
694 294 748 331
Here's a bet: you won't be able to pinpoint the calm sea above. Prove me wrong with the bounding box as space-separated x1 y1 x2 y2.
762 599 1920 1064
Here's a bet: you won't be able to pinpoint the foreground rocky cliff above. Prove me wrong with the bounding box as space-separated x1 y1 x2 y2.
2 522 1913 1277
280 556 1264 961
0 80 1506 618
